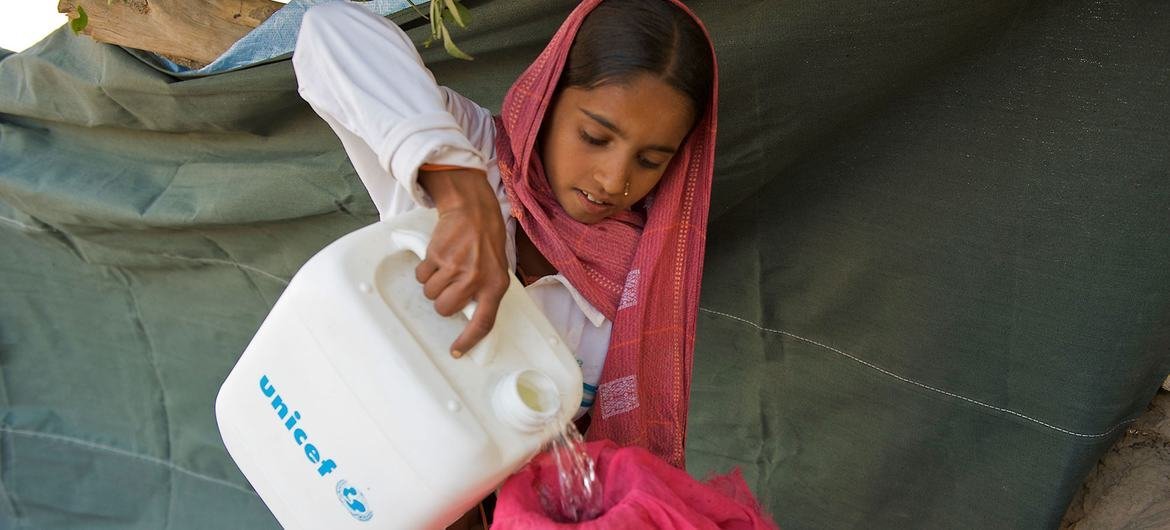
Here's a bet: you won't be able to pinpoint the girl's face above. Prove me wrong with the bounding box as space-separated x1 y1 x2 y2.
539 74 695 224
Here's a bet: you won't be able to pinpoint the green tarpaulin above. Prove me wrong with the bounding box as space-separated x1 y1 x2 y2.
2 1 1168 528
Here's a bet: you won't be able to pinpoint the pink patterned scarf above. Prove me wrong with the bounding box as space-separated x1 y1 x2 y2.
494 0 718 468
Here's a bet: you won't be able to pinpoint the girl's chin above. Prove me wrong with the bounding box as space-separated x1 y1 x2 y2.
566 208 605 224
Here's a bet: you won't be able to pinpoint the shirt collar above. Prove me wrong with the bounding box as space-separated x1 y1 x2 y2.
529 274 608 327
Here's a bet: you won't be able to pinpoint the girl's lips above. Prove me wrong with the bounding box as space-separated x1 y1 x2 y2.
574 188 612 215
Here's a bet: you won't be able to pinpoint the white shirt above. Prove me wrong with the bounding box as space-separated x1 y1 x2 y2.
293 1 606 414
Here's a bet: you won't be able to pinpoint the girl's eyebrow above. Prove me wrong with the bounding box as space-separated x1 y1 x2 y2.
580 107 624 137
579 107 677 154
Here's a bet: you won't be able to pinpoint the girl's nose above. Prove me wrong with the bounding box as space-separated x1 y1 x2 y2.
596 156 630 196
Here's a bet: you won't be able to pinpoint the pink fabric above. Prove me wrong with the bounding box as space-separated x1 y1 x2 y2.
494 0 718 468
494 441 779 530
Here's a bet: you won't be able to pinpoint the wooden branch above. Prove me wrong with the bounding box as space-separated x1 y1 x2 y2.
58 0 284 68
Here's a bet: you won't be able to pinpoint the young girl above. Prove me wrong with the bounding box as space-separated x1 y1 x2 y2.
292 0 717 477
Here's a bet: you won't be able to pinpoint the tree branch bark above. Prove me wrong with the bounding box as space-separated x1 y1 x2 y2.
58 0 284 68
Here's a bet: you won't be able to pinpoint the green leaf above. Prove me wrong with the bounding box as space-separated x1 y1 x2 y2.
453 2 472 27
440 8 455 25
70 5 89 35
440 23 473 60
430 0 442 40
442 0 467 28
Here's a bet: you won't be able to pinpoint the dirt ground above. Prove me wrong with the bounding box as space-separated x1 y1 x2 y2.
1060 389 1170 530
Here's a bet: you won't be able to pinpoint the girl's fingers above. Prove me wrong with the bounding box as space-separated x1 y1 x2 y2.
450 288 502 357
432 280 476 318
421 266 458 301
415 258 439 284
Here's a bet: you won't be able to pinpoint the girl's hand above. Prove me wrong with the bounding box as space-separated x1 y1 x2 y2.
416 168 510 357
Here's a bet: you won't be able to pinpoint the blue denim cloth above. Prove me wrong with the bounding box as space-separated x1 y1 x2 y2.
152 0 413 75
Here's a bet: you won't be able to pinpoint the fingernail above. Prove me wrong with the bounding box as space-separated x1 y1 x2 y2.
452 350 463 358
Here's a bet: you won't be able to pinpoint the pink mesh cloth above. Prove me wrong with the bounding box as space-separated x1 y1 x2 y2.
494 441 779 529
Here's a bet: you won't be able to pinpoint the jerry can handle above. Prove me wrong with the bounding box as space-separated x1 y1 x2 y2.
389 229 499 366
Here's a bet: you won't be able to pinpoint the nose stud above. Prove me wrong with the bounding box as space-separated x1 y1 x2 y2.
623 180 630 197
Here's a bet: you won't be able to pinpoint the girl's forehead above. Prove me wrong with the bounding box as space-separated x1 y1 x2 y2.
561 76 694 145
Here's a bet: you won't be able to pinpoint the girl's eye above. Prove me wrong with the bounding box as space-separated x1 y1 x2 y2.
579 130 607 146
638 156 664 170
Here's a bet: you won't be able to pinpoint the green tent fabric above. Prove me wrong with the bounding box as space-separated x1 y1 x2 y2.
1 0 1167 528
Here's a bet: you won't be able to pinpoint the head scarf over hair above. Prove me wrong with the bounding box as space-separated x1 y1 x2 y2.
494 0 718 468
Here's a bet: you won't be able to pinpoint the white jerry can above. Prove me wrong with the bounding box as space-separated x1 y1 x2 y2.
215 207 583 529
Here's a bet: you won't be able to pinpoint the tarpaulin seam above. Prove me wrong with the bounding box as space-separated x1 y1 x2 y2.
116 269 178 529
0 194 87 262
698 307 1138 439
0 216 46 232
0 426 258 497
158 254 290 285
195 233 283 306
0 430 25 528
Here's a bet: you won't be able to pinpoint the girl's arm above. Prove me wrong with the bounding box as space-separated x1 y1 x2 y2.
293 2 507 355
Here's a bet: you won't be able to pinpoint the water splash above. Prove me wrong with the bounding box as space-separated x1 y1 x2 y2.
538 421 603 522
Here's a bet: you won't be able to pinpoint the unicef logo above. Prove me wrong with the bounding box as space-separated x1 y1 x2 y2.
335 480 374 522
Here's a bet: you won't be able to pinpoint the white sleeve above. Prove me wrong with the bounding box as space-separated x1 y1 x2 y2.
292 2 494 217
438 85 497 159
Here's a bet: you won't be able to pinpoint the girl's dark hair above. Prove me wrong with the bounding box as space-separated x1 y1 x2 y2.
561 0 714 120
